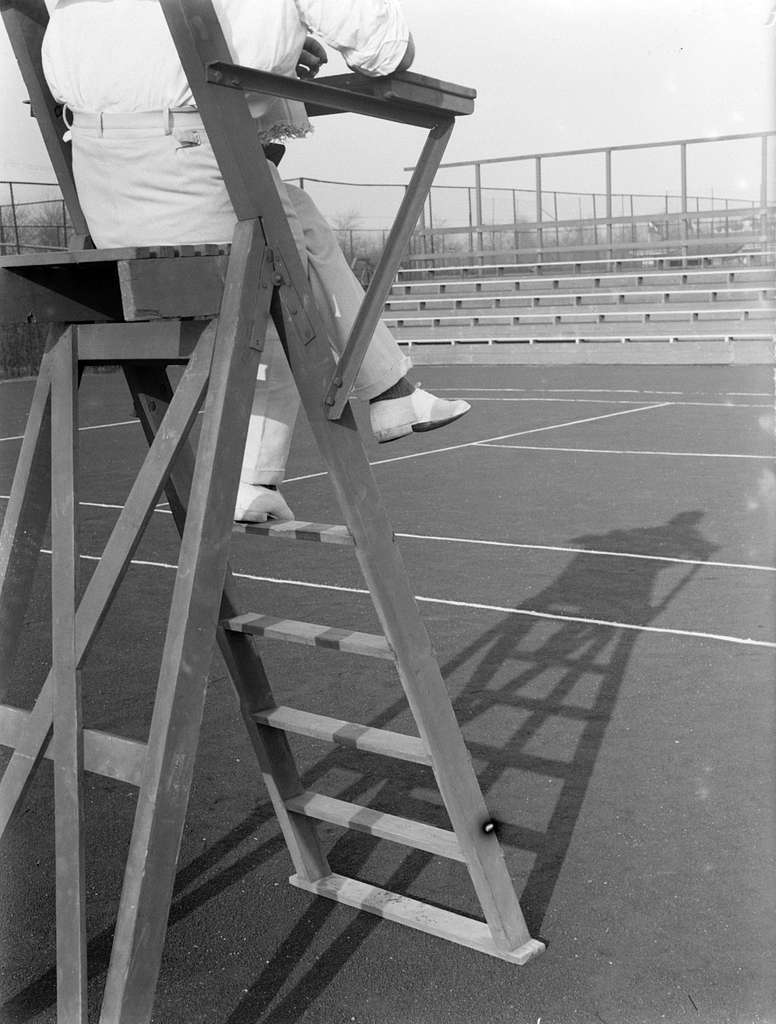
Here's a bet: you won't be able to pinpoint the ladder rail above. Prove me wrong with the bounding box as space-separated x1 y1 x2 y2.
125 363 333 886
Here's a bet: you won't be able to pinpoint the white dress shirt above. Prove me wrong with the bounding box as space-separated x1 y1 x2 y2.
42 0 410 141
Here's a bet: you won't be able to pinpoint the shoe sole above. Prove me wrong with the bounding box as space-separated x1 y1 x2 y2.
374 408 469 444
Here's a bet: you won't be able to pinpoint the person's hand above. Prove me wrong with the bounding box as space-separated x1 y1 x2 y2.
296 36 328 79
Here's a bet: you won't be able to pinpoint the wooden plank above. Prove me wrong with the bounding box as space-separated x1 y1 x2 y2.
0 247 141 268
49 328 88 1023
75 320 207 362
285 791 465 862
0 706 146 786
0 263 123 324
253 706 431 766
207 62 450 129
233 520 354 545
310 71 475 117
223 613 394 659
289 873 545 966
117 255 227 320
317 69 477 101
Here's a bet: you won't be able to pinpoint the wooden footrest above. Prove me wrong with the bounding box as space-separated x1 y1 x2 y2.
285 791 464 861
221 614 393 659
253 705 431 765
289 872 546 965
233 520 354 545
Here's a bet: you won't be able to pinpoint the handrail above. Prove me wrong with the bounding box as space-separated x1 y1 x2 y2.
206 64 474 129
406 129 776 172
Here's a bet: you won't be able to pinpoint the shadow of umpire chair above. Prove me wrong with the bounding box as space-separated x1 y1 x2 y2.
442 510 720 927
0 3 544 1024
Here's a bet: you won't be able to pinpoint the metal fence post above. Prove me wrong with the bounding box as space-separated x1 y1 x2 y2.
680 141 688 263
630 194 636 245
605 148 613 261
512 188 519 256
467 185 474 254
474 161 483 260
761 133 769 243
9 182 20 253
535 156 543 262
553 191 560 249
427 188 435 255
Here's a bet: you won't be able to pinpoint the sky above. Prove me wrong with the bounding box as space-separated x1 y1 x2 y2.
1 0 774 212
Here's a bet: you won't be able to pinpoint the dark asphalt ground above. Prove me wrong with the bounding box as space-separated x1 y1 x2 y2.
0 363 774 1024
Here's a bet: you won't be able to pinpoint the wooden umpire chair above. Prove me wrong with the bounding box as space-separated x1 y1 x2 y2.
0 2 545 1021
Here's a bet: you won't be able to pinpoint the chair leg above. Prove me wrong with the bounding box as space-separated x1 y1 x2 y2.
49 328 88 1023
100 221 270 1024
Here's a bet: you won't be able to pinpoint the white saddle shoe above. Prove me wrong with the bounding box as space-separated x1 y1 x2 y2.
234 483 294 523
370 387 471 444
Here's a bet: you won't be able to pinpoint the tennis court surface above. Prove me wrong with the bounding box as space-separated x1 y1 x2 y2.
1 361 774 1024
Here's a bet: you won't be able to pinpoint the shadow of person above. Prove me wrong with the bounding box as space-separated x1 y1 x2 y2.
442 510 720 931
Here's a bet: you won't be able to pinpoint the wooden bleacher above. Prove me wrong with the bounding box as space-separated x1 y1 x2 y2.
382 250 775 356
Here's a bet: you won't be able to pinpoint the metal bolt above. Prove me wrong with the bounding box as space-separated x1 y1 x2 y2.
333 377 343 388
324 396 336 406
272 273 284 286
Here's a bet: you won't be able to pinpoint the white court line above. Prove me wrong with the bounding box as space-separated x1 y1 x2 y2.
431 396 771 409
395 532 775 573
478 443 774 461
0 416 139 444
433 387 772 398
36 548 776 649
6 496 771 573
283 401 671 484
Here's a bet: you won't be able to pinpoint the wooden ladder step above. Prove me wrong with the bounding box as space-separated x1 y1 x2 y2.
289 872 546 965
252 705 432 765
233 520 354 545
222 613 394 659
285 791 464 861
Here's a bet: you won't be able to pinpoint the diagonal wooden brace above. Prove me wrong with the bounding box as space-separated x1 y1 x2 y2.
323 118 455 419
0 324 216 840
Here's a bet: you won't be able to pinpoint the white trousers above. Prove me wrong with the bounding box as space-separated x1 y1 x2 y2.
70 111 410 484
